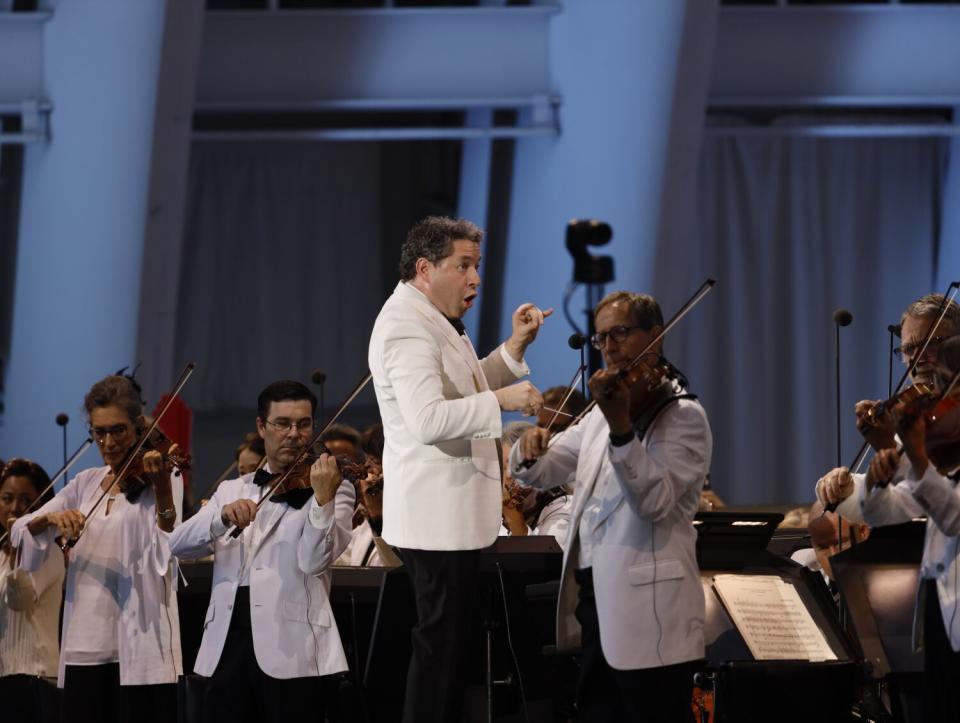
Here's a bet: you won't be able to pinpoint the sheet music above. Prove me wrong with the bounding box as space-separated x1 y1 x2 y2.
712 574 837 662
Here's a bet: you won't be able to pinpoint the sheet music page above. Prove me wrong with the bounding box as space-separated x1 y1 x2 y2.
712 574 837 662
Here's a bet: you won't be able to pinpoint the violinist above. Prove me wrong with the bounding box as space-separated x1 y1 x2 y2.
816 293 960 720
168 380 355 723
10 374 183 723
236 432 265 476
500 421 571 545
510 291 712 723
0 459 62 723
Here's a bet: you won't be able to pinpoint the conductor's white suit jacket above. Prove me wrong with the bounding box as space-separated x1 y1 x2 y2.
168 473 355 678
368 281 529 550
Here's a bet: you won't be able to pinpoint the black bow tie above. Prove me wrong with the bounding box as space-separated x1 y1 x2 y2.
252 467 313 509
253 467 274 487
445 316 465 336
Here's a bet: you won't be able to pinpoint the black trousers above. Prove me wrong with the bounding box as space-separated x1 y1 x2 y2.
61 663 176 723
202 586 329 723
574 568 697 723
923 579 960 721
397 547 481 723
0 674 59 723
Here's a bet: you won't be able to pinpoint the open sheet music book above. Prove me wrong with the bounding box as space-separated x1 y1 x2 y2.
712 574 837 662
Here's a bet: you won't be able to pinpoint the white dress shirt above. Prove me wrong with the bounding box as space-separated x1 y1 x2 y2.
11 466 183 687
0 548 64 679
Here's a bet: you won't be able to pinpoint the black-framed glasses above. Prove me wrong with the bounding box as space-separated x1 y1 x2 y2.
894 335 948 361
89 424 132 445
264 418 314 433
590 325 645 350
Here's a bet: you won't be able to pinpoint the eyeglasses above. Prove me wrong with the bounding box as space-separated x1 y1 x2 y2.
894 335 948 361
590 325 646 350
90 424 132 445
264 418 314 433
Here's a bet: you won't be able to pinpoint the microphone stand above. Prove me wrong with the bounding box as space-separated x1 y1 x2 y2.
56 413 69 469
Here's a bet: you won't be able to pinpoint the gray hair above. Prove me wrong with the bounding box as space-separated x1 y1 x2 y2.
595 290 663 330
502 421 534 446
900 293 960 332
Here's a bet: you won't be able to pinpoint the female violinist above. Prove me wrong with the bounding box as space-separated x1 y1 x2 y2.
10 374 183 723
0 458 63 723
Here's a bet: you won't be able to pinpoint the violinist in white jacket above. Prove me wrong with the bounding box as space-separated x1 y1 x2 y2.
512 291 711 723
817 293 960 721
169 380 355 723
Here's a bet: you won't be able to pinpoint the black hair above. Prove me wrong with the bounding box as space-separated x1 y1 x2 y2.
256 380 317 421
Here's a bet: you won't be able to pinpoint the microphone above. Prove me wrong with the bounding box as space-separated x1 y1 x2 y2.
833 309 853 327
568 333 588 397
311 369 326 420
56 413 70 469
887 324 901 336
827 309 853 515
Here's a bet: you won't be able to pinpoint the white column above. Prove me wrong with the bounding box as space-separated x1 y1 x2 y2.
0 0 169 472
501 0 718 382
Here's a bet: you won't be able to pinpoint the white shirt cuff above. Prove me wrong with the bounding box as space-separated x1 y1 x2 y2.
308 497 334 530
499 344 530 378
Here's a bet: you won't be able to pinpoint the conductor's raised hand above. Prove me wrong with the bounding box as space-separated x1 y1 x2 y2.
505 303 553 361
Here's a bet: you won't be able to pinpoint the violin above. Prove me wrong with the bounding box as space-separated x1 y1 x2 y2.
259 446 367 497
859 382 936 431
115 427 192 503
896 371 960 472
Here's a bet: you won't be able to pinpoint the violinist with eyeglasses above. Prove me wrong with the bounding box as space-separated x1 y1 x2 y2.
10 374 184 723
168 380 356 723
509 291 712 723
815 293 960 721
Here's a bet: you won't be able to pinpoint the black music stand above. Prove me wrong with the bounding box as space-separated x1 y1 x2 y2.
696 512 860 723
830 520 926 723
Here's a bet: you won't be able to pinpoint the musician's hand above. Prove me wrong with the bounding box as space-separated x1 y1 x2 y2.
865 448 901 492
494 381 543 417
897 402 929 479
588 368 631 435
855 399 897 452
44 510 87 541
505 303 553 361
518 427 551 465
501 478 528 536
815 467 854 507
142 445 175 489
221 499 258 530
359 470 383 520
310 453 341 506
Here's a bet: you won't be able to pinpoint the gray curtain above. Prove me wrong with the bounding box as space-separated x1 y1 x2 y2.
654 129 949 505
174 142 385 412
